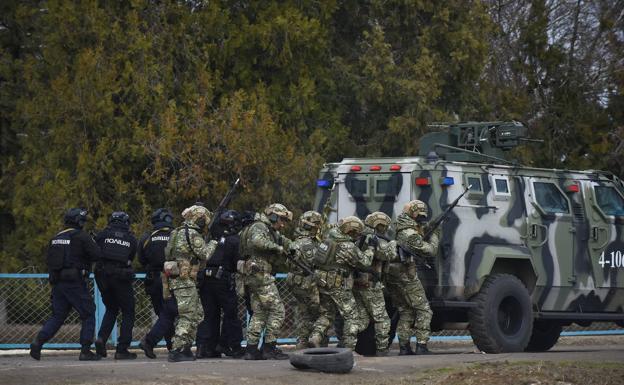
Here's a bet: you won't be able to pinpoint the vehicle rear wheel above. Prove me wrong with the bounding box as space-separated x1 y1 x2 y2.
524 319 562 352
468 274 533 353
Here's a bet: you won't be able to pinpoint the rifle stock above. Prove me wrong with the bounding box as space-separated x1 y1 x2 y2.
207 178 240 233
423 184 471 240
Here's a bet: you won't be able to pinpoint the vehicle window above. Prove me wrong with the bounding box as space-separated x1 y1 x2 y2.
595 186 624 216
376 179 395 195
468 177 482 191
495 178 509 194
534 182 569 214
347 178 368 197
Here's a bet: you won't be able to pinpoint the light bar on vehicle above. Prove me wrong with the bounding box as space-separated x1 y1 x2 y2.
350 166 362 172
390 165 401 171
370 165 381 171
565 182 579 193
317 179 332 188
440 177 455 186
415 177 431 186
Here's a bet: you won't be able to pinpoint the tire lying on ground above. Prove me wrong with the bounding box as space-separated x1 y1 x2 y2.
289 348 354 373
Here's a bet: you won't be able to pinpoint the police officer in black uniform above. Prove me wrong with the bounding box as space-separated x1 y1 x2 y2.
94 211 138 359
30 208 102 361
195 210 245 359
138 208 174 350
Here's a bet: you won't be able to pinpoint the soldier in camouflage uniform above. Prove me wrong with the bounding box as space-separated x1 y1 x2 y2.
309 216 374 350
164 205 218 362
386 200 438 355
353 212 395 356
286 211 322 350
239 203 293 360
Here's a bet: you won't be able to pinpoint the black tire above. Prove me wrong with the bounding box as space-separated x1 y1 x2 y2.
524 319 562 352
468 274 533 353
289 348 354 374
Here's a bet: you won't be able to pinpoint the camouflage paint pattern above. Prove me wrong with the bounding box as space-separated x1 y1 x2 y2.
170 286 203 350
314 155 624 322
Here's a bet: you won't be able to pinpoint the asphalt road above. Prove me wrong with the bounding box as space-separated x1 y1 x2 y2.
1 336 623 385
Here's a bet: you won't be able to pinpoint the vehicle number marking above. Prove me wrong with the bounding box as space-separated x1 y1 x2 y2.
599 251 624 268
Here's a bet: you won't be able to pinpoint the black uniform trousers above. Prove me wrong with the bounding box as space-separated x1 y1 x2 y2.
38 280 96 346
95 269 135 348
145 296 177 348
144 271 165 317
196 277 243 350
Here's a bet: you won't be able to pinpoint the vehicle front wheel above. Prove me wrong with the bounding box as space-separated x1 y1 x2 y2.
468 274 533 353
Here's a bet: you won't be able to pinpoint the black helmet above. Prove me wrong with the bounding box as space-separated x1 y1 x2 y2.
64 208 88 229
109 211 130 226
151 208 173 225
219 210 240 226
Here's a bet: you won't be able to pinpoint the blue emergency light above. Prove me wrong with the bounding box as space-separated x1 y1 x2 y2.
441 177 455 186
317 179 332 188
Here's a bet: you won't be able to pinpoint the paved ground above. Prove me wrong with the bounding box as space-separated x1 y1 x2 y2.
1 336 623 385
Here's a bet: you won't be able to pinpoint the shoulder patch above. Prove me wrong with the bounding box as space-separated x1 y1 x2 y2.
193 237 204 248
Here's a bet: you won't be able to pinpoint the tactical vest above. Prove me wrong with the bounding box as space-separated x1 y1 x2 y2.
239 221 266 258
143 227 171 269
101 230 133 263
313 238 339 268
47 229 80 272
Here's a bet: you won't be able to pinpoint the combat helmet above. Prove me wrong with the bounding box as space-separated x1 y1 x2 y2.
181 205 213 229
299 210 322 231
64 208 88 229
264 203 293 223
403 200 428 219
338 216 364 237
151 208 173 226
365 212 391 231
109 211 130 226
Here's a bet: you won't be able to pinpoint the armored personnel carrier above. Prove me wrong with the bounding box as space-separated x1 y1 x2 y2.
314 121 624 353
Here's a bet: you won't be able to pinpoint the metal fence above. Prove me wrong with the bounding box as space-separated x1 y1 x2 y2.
0 273 622 349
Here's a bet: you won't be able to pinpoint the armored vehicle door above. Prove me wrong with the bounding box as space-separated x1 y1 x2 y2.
525 178 576 310
582 179 624 289
337 171 411 219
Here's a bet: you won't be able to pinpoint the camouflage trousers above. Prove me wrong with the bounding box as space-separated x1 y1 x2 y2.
385 276 432 345
286 279 320 347
353 283 391 351
310 287 364 349
171 286 203 350
246 281 285 345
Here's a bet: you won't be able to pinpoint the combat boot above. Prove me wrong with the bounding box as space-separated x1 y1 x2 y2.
295 340 308 350
139 338 156 359
243 344 265 360
95 337 107 358
308 334 322 348
226 346 245 359
79 345 101 361
114 345 137 360
183 345 196 360
415 343 431 355
262 342 289 360
168 348 195 362
399 343 414 356
29 337 45 361
196 344 220 359
376 349 389 357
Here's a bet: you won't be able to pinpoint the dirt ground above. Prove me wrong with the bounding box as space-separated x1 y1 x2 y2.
1 335 623 385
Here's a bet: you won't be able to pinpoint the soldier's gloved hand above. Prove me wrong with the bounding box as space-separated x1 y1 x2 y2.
276 245 286 256
249 262 262 274
368 235 379 248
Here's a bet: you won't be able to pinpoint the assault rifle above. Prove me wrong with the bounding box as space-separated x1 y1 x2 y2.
422 184 472 241
207 178 240 234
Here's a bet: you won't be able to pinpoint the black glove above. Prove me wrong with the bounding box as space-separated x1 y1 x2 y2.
368 235 379 248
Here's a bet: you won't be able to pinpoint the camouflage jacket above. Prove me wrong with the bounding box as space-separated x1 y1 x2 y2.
394 213 440 261
317 227 373 274
288 229 319 275
360 226 397 262
165 221 217 290
239 213 292 284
